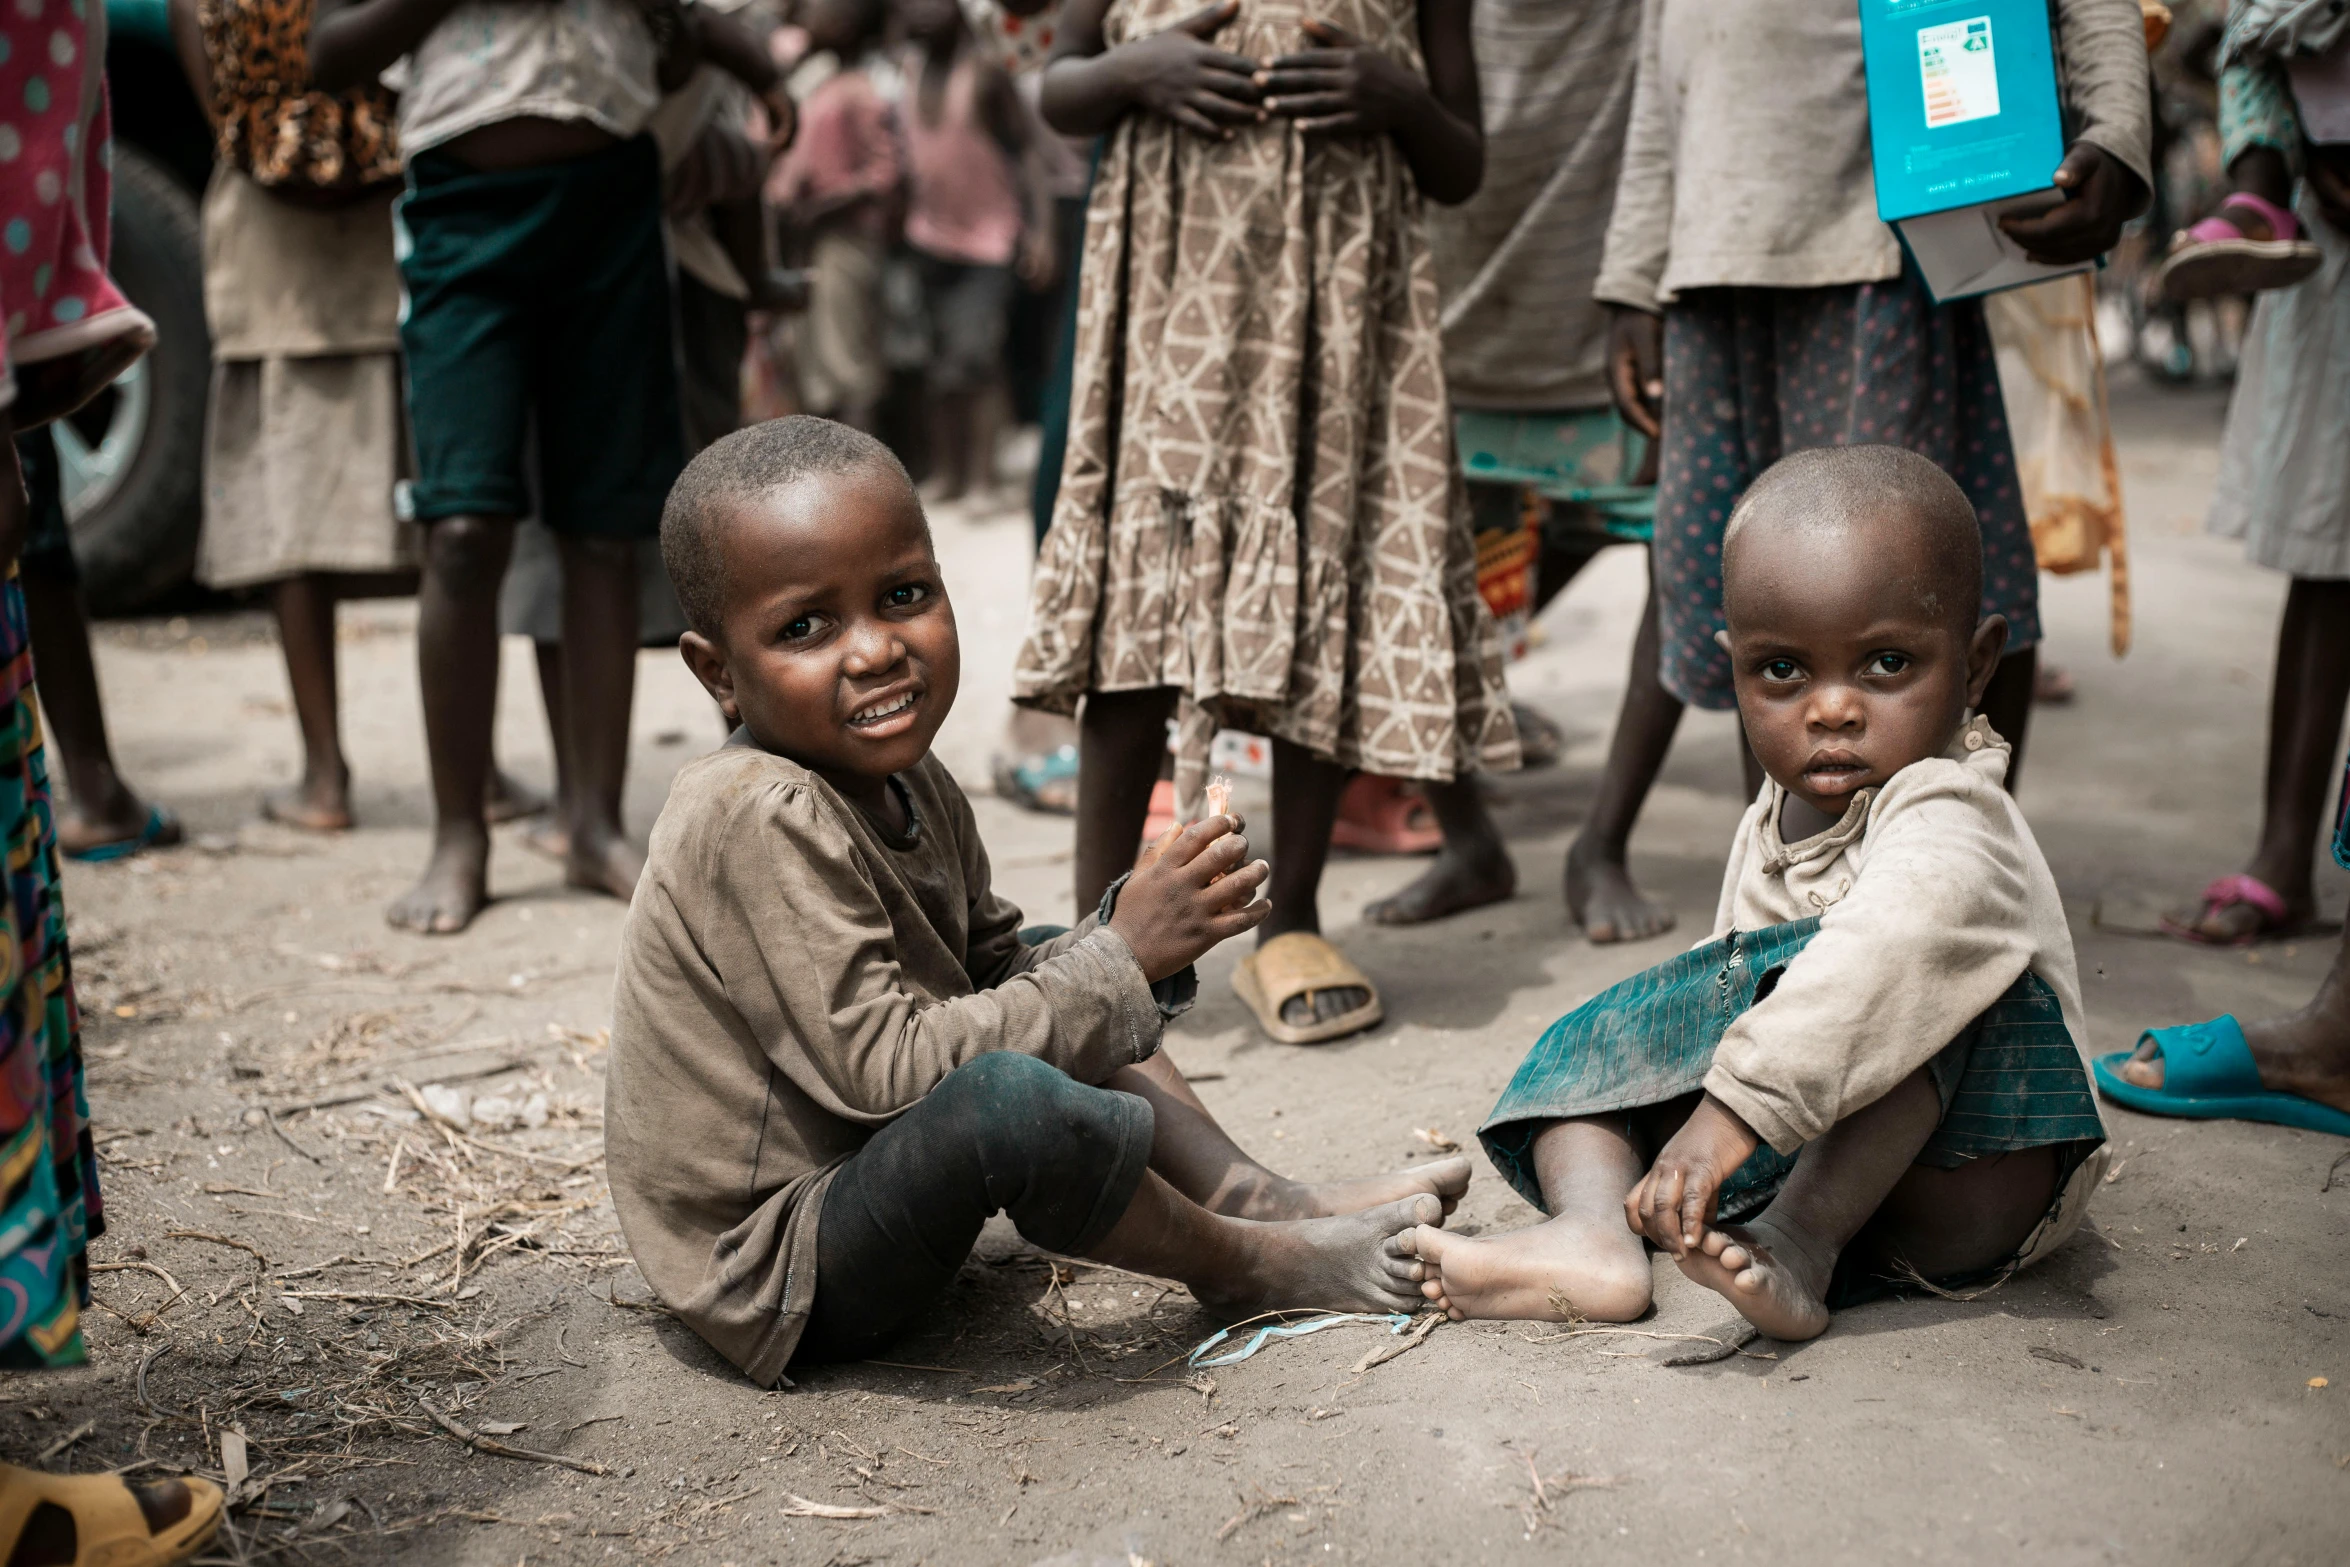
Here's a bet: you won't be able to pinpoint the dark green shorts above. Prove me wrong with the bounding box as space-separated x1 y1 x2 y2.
396 135 684 537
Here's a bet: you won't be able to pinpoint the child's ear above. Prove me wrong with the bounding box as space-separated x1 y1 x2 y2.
1963 614 2010 708
678 630 741 722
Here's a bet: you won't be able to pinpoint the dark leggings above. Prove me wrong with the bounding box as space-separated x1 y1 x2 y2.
792 1053 1156 1365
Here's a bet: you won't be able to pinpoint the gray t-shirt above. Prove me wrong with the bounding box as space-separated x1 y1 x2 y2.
393 0 661 156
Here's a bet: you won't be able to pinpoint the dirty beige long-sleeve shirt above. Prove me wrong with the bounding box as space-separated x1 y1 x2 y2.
1701 717 2092 1155
1593 0 2155 313
606 743 1167 1386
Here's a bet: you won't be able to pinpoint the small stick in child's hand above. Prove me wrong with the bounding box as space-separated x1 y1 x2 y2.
1136 774 1241 875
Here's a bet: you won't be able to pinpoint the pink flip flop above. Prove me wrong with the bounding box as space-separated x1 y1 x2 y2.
2156 192 2323 302
2158 872 2297 946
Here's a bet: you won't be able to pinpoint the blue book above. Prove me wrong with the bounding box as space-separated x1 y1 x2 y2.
1861 0 2089 300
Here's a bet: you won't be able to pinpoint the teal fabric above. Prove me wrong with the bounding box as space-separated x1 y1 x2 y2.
1479 918 2107 1225
1453 407 1654 540
2333 756 2349 872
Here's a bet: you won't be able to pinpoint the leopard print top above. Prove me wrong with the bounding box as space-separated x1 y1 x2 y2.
201 0 400 189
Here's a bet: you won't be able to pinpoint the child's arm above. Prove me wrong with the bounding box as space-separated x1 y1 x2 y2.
1258 0 1481 204
166 0 214 114
1594 1 1671 448
1624 1094 1760 1257
307 0 479 92
1039 0 1265 140
1997 0 2153 262
716 788 1264 1119
691 3 799 155
977 63 1060 287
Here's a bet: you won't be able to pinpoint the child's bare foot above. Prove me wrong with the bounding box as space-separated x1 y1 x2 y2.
1216 1156 1472 1221
1363 838 1515 926
387 824 491 934
564 824 645 902
1392 1215 1650 1323
1198 1194 1443 1315
262 774 352 833
1676 1218 1832 1342
1564 832 1675 944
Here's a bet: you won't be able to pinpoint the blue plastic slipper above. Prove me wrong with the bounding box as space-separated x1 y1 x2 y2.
2094 1016 2350 1137
63 804 181 864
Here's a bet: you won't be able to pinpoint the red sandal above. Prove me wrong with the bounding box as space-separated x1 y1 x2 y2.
1329 775 1443 856
2158 873 2296 946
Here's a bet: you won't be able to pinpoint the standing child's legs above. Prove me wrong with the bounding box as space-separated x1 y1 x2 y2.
2173 578 2350 940
1260 739 1371 1028
1073 686 1181 912
553 535 643 897
1564 568 1685 942
388 512 516 932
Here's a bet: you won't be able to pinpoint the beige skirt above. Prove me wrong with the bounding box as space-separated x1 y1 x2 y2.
196 352 418 590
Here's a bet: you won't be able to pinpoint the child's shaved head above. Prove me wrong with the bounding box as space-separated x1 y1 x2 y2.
662 416 917 640
1722 445 1983 636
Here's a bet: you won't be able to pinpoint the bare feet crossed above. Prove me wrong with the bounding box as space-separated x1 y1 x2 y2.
1198 1193 1444 1316
1215 1155 1472 1222
1675 1218 1833 1341
1391 1214 1651 1324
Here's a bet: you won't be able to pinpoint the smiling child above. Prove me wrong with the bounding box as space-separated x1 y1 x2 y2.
1394 446 2108 1341
605 417 1468 1383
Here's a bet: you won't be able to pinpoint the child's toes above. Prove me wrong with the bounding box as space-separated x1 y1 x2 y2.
1697 1227 1734 1259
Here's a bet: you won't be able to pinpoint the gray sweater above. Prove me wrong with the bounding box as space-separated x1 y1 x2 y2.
1593 0 2155 312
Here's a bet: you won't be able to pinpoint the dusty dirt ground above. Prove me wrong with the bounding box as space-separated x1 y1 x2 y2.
4 372 2346 1565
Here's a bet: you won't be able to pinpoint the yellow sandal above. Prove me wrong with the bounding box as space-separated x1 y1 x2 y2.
1232 931 1384 1045
0 1464 223 1567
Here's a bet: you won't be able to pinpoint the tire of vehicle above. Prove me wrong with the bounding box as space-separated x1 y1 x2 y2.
69 144 209 613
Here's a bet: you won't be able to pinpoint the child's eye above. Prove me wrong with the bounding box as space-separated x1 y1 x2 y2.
778 613 829 643
1761 658 1802 682
883 583 930 609
1869 652 1912 676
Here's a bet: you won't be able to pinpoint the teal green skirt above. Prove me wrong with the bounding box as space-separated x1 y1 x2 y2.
1480 920 2107 1232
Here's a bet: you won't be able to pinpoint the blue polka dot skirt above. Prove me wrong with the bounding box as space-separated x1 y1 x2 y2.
1652 264 2041 710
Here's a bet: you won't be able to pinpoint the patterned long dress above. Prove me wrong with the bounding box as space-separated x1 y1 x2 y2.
1013 0 1517 797
0 570 97 1370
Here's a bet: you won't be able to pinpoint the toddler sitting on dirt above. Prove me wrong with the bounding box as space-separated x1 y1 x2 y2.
604 417 1468 1385
1394 446 2109 1342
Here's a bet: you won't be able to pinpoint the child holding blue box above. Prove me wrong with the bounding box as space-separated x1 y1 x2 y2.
1592 0 2152 789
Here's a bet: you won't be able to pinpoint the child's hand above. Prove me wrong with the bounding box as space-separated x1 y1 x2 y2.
1624 1094 1760 1257
1115 0 1265 139
1110 814 1270 982
1605 306 1663 441
1996 142 2149 265
1259 17 1423 137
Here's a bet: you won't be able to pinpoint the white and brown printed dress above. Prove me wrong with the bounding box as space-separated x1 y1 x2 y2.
1013 0 1517 801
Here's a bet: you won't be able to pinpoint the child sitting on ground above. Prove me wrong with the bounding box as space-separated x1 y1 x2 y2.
605 417 1469 1383
1394 446 2109 1342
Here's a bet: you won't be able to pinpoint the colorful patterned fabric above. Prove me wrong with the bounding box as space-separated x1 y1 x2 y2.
0 2 143 374
199 0 401 192
1479 917 2106 1229
2220 54 2306 174
1015 0 1518 788
0 567 98 1370
1650 263 2041 711
2333 754 2350 873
